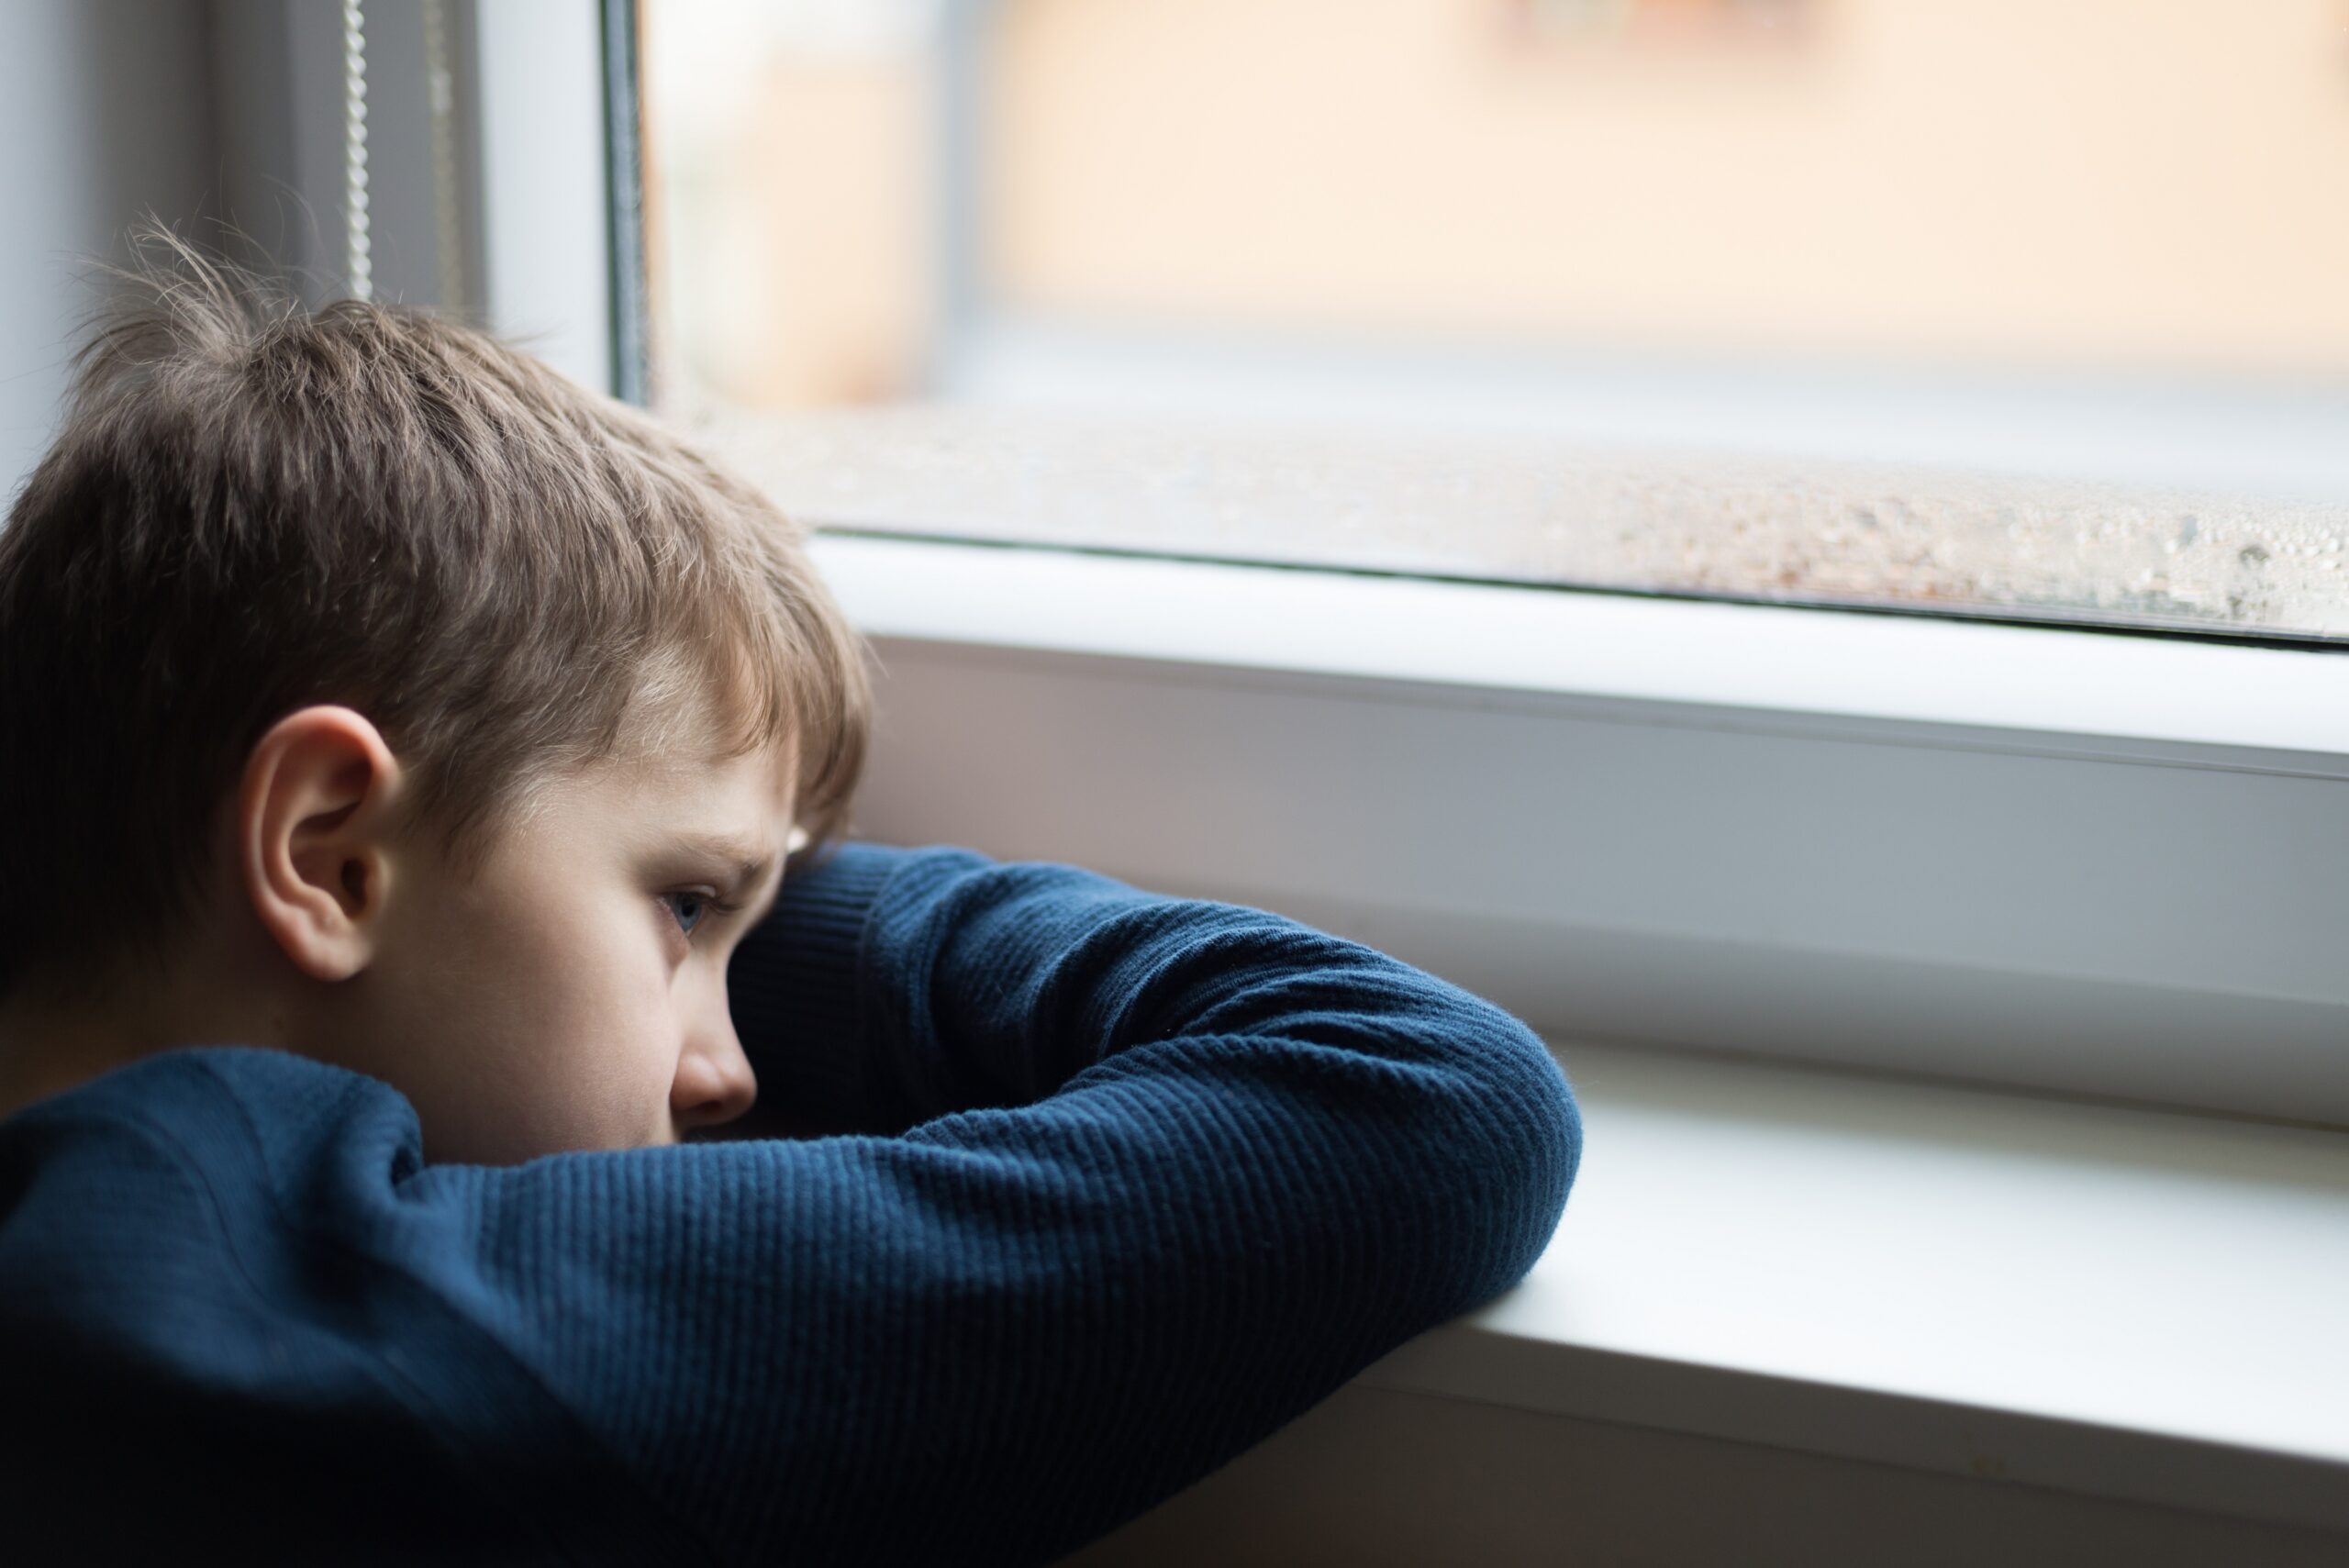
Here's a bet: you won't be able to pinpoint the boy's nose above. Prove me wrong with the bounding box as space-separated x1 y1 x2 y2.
672 1017 759 1134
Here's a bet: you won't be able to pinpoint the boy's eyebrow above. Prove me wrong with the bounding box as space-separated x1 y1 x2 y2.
670 832 780 893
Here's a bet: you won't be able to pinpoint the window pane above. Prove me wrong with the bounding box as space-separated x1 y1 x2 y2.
639 0 2349 640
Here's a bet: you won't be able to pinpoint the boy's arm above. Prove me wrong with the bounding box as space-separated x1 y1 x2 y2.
715 840 939 1138
410 840 1582 1566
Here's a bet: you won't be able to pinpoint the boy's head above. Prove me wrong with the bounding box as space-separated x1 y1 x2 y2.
0 228 872 1163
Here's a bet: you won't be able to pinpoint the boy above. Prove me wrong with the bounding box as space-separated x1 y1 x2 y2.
0 232 1582 1565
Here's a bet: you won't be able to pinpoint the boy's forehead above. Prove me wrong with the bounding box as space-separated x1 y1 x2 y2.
580 740 798 836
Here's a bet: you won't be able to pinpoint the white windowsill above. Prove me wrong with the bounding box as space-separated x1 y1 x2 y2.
1363 1040 2349 1537
810 531 2349 773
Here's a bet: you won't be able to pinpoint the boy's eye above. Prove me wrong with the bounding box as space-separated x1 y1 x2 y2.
662 892 709 936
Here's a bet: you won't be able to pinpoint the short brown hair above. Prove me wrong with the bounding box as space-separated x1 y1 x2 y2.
0 227 871 1000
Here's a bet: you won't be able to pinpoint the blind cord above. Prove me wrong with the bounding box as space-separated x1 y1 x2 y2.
342 0 373 303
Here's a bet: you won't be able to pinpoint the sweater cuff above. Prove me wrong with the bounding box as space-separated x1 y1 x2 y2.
727 838 912 1134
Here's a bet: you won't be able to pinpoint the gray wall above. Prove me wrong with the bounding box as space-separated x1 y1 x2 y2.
0 0 217 508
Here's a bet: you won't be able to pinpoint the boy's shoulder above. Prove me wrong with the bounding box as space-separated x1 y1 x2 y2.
0 1046 674 1563
3 1042 412 1151
0 1045 424 1248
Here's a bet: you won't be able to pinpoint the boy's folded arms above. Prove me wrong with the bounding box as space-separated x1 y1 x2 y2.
2 840 1577 1565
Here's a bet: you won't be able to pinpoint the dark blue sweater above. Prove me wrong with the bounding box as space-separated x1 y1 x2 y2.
0 840 1581 1566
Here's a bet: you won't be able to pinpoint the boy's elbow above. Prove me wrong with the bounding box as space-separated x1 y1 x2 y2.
1420 1001 1581 1308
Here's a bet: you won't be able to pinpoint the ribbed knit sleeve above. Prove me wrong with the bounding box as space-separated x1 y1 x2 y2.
556 838 1581 1562
719 839 905 1136
2 840 1582 1566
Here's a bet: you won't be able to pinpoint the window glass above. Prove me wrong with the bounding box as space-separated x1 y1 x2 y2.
639 0 2349 639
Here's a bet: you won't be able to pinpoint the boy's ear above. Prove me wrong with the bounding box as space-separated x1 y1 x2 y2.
237 706 405 984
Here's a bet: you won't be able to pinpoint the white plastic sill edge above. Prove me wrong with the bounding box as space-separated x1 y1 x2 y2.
807 532 2349 776
1357 1040 2349 1538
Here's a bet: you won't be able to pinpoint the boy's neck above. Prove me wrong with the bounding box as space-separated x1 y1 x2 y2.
0 979 189 1118
0 951 284 1121
0 1001 150 1119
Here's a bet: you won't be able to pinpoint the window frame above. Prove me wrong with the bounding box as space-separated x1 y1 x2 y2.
818 532 2349 1129
320 0 2349 1128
